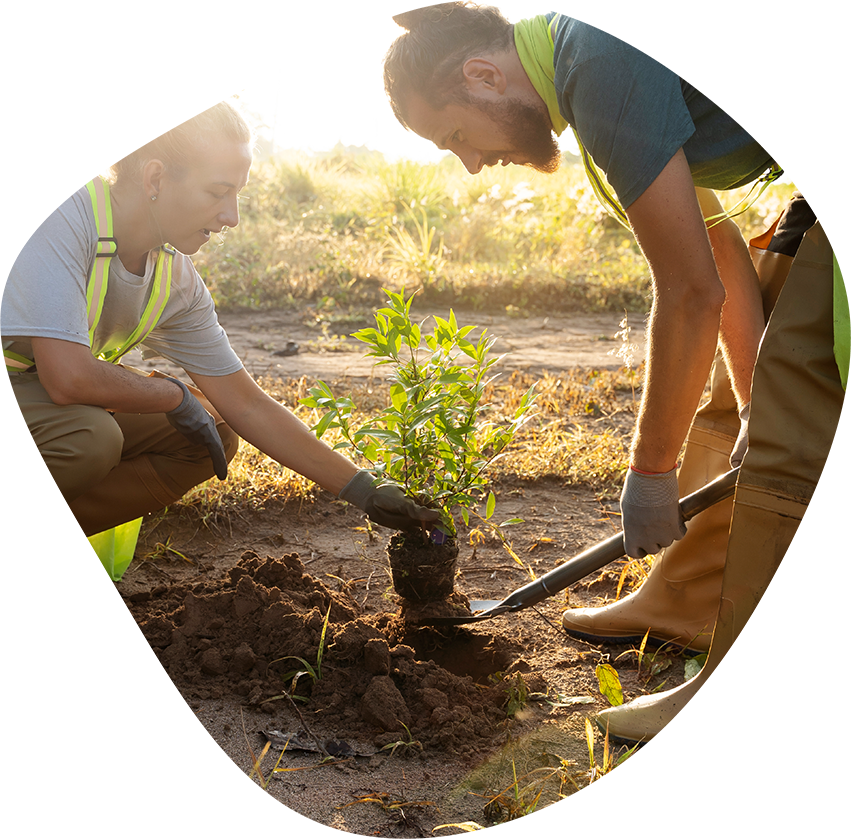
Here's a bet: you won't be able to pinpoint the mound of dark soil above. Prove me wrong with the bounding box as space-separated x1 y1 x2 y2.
125 550 535 756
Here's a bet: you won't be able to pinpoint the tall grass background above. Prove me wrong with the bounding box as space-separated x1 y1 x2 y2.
195 147 794 318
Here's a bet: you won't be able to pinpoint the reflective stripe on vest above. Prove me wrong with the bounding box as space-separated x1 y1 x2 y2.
85 176 117 341
4 349 35 372
4 177 174 373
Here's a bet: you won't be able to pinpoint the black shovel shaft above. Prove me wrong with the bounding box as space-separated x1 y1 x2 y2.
497 467 740 613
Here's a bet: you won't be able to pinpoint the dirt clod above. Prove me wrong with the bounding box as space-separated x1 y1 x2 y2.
128 550 513 752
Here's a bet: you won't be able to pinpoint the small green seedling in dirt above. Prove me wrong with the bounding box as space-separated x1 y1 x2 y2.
480 758 583 823
487 671 530 718
616 629 673 687
242 711 290 790
268 603 332 702
142 535 190 564
380 721 424 758
505 674 528 717
617 630 707 693
301 287 538 541
482 760 542 823
246 737 290 790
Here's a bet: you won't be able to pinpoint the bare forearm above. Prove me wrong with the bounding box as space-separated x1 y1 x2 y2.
714 243 764 406
697 189 765 407
238 400 358 494
31 337 183 413
625 151 727 473
194 369 359 495
632 292 721 472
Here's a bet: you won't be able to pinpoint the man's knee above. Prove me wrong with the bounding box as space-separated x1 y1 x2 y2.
0 405 124 505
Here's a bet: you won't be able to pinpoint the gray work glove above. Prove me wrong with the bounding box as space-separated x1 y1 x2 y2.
620 467 687 559
163 377 228 480
730 402 750 468
339 470 440 532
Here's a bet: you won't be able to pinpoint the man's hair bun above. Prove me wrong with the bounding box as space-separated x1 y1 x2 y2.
393 0 457 31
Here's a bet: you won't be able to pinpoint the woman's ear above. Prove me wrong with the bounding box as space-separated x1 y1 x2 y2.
462 57 507 96
141 158 166 201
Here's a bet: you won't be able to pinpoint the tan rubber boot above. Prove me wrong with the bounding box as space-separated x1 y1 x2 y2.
562 222 797 653
597 219 851 839
561 361 737 654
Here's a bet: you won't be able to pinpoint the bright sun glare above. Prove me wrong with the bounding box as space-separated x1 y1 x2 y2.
241 0 572 162
240 0 851 182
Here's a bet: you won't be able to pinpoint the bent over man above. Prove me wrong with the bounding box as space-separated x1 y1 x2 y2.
382 3 847 740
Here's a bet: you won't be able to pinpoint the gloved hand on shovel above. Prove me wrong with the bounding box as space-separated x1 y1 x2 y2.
620 466 687 558
163 376 229 480
339 470 440 532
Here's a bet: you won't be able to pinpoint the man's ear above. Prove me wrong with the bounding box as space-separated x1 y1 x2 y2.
462 57 507 96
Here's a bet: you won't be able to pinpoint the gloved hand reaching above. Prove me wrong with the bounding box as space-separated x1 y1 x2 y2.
339 470 441 532
620 466 687 558
163 377 229 480
729 402 750 468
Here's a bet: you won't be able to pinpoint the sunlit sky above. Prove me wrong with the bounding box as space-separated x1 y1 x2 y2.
240 0 851 181
240 0 572 161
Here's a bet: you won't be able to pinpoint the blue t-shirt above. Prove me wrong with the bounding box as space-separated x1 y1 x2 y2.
550 14 775 208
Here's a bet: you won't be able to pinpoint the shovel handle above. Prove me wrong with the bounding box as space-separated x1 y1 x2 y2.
499 467 740 612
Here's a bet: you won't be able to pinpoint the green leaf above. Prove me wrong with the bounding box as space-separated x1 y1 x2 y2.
311 411 338 438
436 371 469 385
389 383 408 412
595 663 624 706
350 327 380 344
684 655 707 681
485 491 496 520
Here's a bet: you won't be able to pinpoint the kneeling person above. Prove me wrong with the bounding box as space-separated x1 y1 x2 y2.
2 101 436 542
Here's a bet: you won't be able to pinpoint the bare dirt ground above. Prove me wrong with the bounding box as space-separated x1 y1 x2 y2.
116 307 682 837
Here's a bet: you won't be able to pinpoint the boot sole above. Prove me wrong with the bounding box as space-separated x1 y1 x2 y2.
561 625 707 657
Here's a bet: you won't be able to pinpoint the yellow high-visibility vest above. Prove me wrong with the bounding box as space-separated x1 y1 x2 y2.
4 176 175 372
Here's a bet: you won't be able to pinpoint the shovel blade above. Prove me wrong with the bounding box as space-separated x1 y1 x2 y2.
468 600 503 612
415 600 509 627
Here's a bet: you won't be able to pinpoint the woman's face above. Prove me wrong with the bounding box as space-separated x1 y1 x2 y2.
151 137 252 255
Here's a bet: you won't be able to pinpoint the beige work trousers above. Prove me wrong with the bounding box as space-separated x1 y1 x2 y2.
10 371 240 536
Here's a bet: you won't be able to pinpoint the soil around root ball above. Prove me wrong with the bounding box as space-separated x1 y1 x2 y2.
387 530 459 602
127 549 522 754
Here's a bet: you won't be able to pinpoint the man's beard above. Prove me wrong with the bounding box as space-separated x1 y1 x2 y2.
470 94 562 173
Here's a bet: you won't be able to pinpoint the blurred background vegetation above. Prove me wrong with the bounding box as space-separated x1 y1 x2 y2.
194 146 794 320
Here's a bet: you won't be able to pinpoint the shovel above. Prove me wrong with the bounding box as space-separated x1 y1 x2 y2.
416 466 740 627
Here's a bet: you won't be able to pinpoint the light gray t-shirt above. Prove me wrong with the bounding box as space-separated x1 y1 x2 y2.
2 184 244 377
550 14 776 208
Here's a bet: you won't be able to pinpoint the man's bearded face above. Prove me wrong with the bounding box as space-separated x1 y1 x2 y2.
467 93 562 173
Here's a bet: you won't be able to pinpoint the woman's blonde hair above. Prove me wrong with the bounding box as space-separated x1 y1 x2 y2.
110 99 254 185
